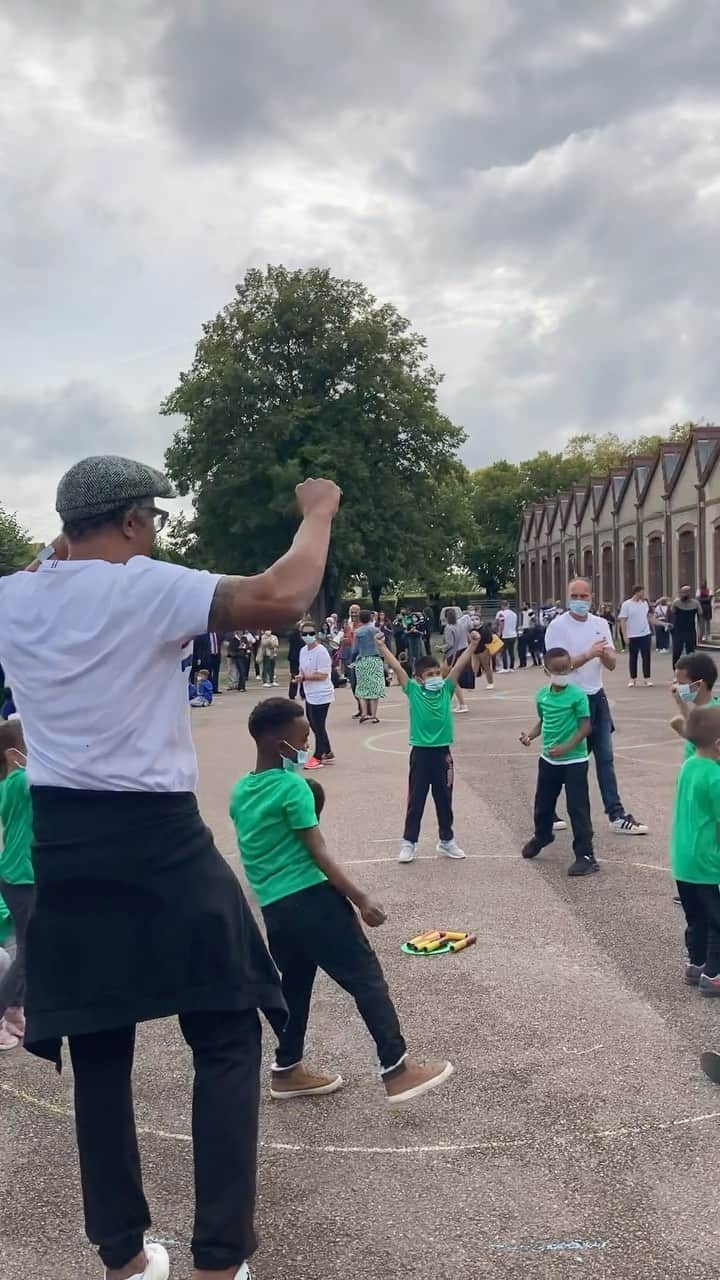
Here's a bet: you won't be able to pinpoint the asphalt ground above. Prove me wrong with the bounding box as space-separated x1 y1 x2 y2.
2 651 720 1279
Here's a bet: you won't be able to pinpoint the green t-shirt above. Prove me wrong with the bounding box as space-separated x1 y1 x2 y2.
536 684 590 764
0 893 12 948
229 768 326 908
403 678 454 748
672 754 720 883
684 697 720 759
0 768 34 885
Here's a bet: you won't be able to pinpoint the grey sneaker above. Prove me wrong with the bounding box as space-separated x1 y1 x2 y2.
437 838 466 859
685 963 704 986
398 840 417 864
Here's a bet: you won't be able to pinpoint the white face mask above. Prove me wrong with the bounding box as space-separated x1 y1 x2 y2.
545 671 570 687
423 675 444 692
281 741 310 771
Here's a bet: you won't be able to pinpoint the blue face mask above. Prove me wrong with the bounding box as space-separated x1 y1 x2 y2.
423 676 444 692
281 742 310 771
302 633 316 646
568 599 590 617
676 682 699 704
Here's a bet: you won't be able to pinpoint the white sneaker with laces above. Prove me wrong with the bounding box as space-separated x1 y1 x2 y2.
437 838 466 859
610 814 648 836
552 820 567 832
628 679 636 687
110 1242 170 1280
398 840 417 863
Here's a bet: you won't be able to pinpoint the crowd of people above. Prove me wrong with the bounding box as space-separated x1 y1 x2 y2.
1 451 720 1280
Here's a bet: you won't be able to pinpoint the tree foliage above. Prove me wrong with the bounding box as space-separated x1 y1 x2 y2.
162 265 466 613
0 507 32 577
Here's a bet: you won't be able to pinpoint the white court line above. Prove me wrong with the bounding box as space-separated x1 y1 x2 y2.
343 852 670 872
2 1083 717 1158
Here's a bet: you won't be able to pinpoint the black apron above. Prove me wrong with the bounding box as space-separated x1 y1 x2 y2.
26 787 286 1068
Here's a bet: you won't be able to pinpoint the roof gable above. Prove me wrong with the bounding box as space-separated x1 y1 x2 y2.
610 467 631 512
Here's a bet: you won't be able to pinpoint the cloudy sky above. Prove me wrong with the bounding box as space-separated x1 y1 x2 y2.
2 0 719 538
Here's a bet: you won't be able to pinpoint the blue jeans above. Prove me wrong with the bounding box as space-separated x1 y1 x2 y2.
587 690 624 821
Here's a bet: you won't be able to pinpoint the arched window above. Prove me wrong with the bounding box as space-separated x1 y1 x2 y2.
583 547 593 586
530 559 539 605
647 535 663 600
541 557 549 601
623 540 636 599
520 561 528 603
678 529 696 590
553 556 562 601
567 551 576 583
601 545 613 605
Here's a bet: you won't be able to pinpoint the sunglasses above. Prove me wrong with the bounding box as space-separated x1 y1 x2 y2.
302 631 316 638
135 503 169 532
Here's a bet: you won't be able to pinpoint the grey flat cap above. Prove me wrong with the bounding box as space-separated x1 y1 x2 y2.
56 455 176 522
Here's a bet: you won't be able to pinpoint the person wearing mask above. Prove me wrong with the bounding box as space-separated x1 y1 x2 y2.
618 585 653 687
260 629 280 687
669 586 703 668
496 600 518 672
442 608 469 713
298 623 335 766
0 455 341 1280
545 578 648 836
654 598 670 652
287 622 305 701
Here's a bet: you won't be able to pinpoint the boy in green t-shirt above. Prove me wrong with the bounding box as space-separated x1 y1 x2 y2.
671 705 720 996
669 652 720 758
230 697 453 1105
519 647 596 877
0 719 35 1047
375 632 478 864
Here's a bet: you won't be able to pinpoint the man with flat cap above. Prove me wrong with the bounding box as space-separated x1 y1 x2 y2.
0 455 341 1280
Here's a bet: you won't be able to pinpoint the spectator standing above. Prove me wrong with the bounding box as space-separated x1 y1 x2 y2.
618 586 653 687
442 608 469 713
192 631 222 693
496 601 518 671
353 610 386 723
654 598 670 652
669 587 703 667
698 582 713 640
299 623 335 766
287 623 304 700
260 629 280 687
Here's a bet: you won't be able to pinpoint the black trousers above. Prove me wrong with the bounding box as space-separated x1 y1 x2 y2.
263 883 406 1071
655 626 669 651
502 637 517 669
0 881 35 1012
518 633 529 667
306 701 332 757
233 655 249 690
672 631 697 667
403 746 454 843
534 757 593 859
629 634 652 679
676 881 720 977
69 1010 261 1272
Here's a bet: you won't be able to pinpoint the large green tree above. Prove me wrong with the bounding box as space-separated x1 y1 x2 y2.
0 507 32 576
162 265 466 614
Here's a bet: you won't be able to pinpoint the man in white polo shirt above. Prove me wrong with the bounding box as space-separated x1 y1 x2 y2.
545 578 648 836
0 454 342 1280
618 585 653 687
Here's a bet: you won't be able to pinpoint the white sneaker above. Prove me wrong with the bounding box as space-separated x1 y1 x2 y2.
610 814 648 836
552 819 567 832
255 674 262 681
263 682 271 687
437 838 466 859
235 1267 253 1280
398 840 417 863
116 1242 170 1280
454 705 469 714
628 679 636 687
644 679 653 687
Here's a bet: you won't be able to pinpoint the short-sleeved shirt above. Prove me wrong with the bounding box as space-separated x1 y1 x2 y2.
0 767 34 884
544 612 614 695
0 557 222 791
671 754 720 883
229 769 326 907
298 642 334 705
618 598 651 638
536 684 590 764
404 678 454 748
684 698 720 759
353 623 380 658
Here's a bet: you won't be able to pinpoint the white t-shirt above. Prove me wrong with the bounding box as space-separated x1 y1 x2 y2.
618 598 651 639
544 611 614 695
299 642 334 705
0 556 221 791
497 608 517 639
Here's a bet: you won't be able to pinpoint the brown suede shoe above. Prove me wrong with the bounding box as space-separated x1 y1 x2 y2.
270 1065 344 1100
384 1059 454 1104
